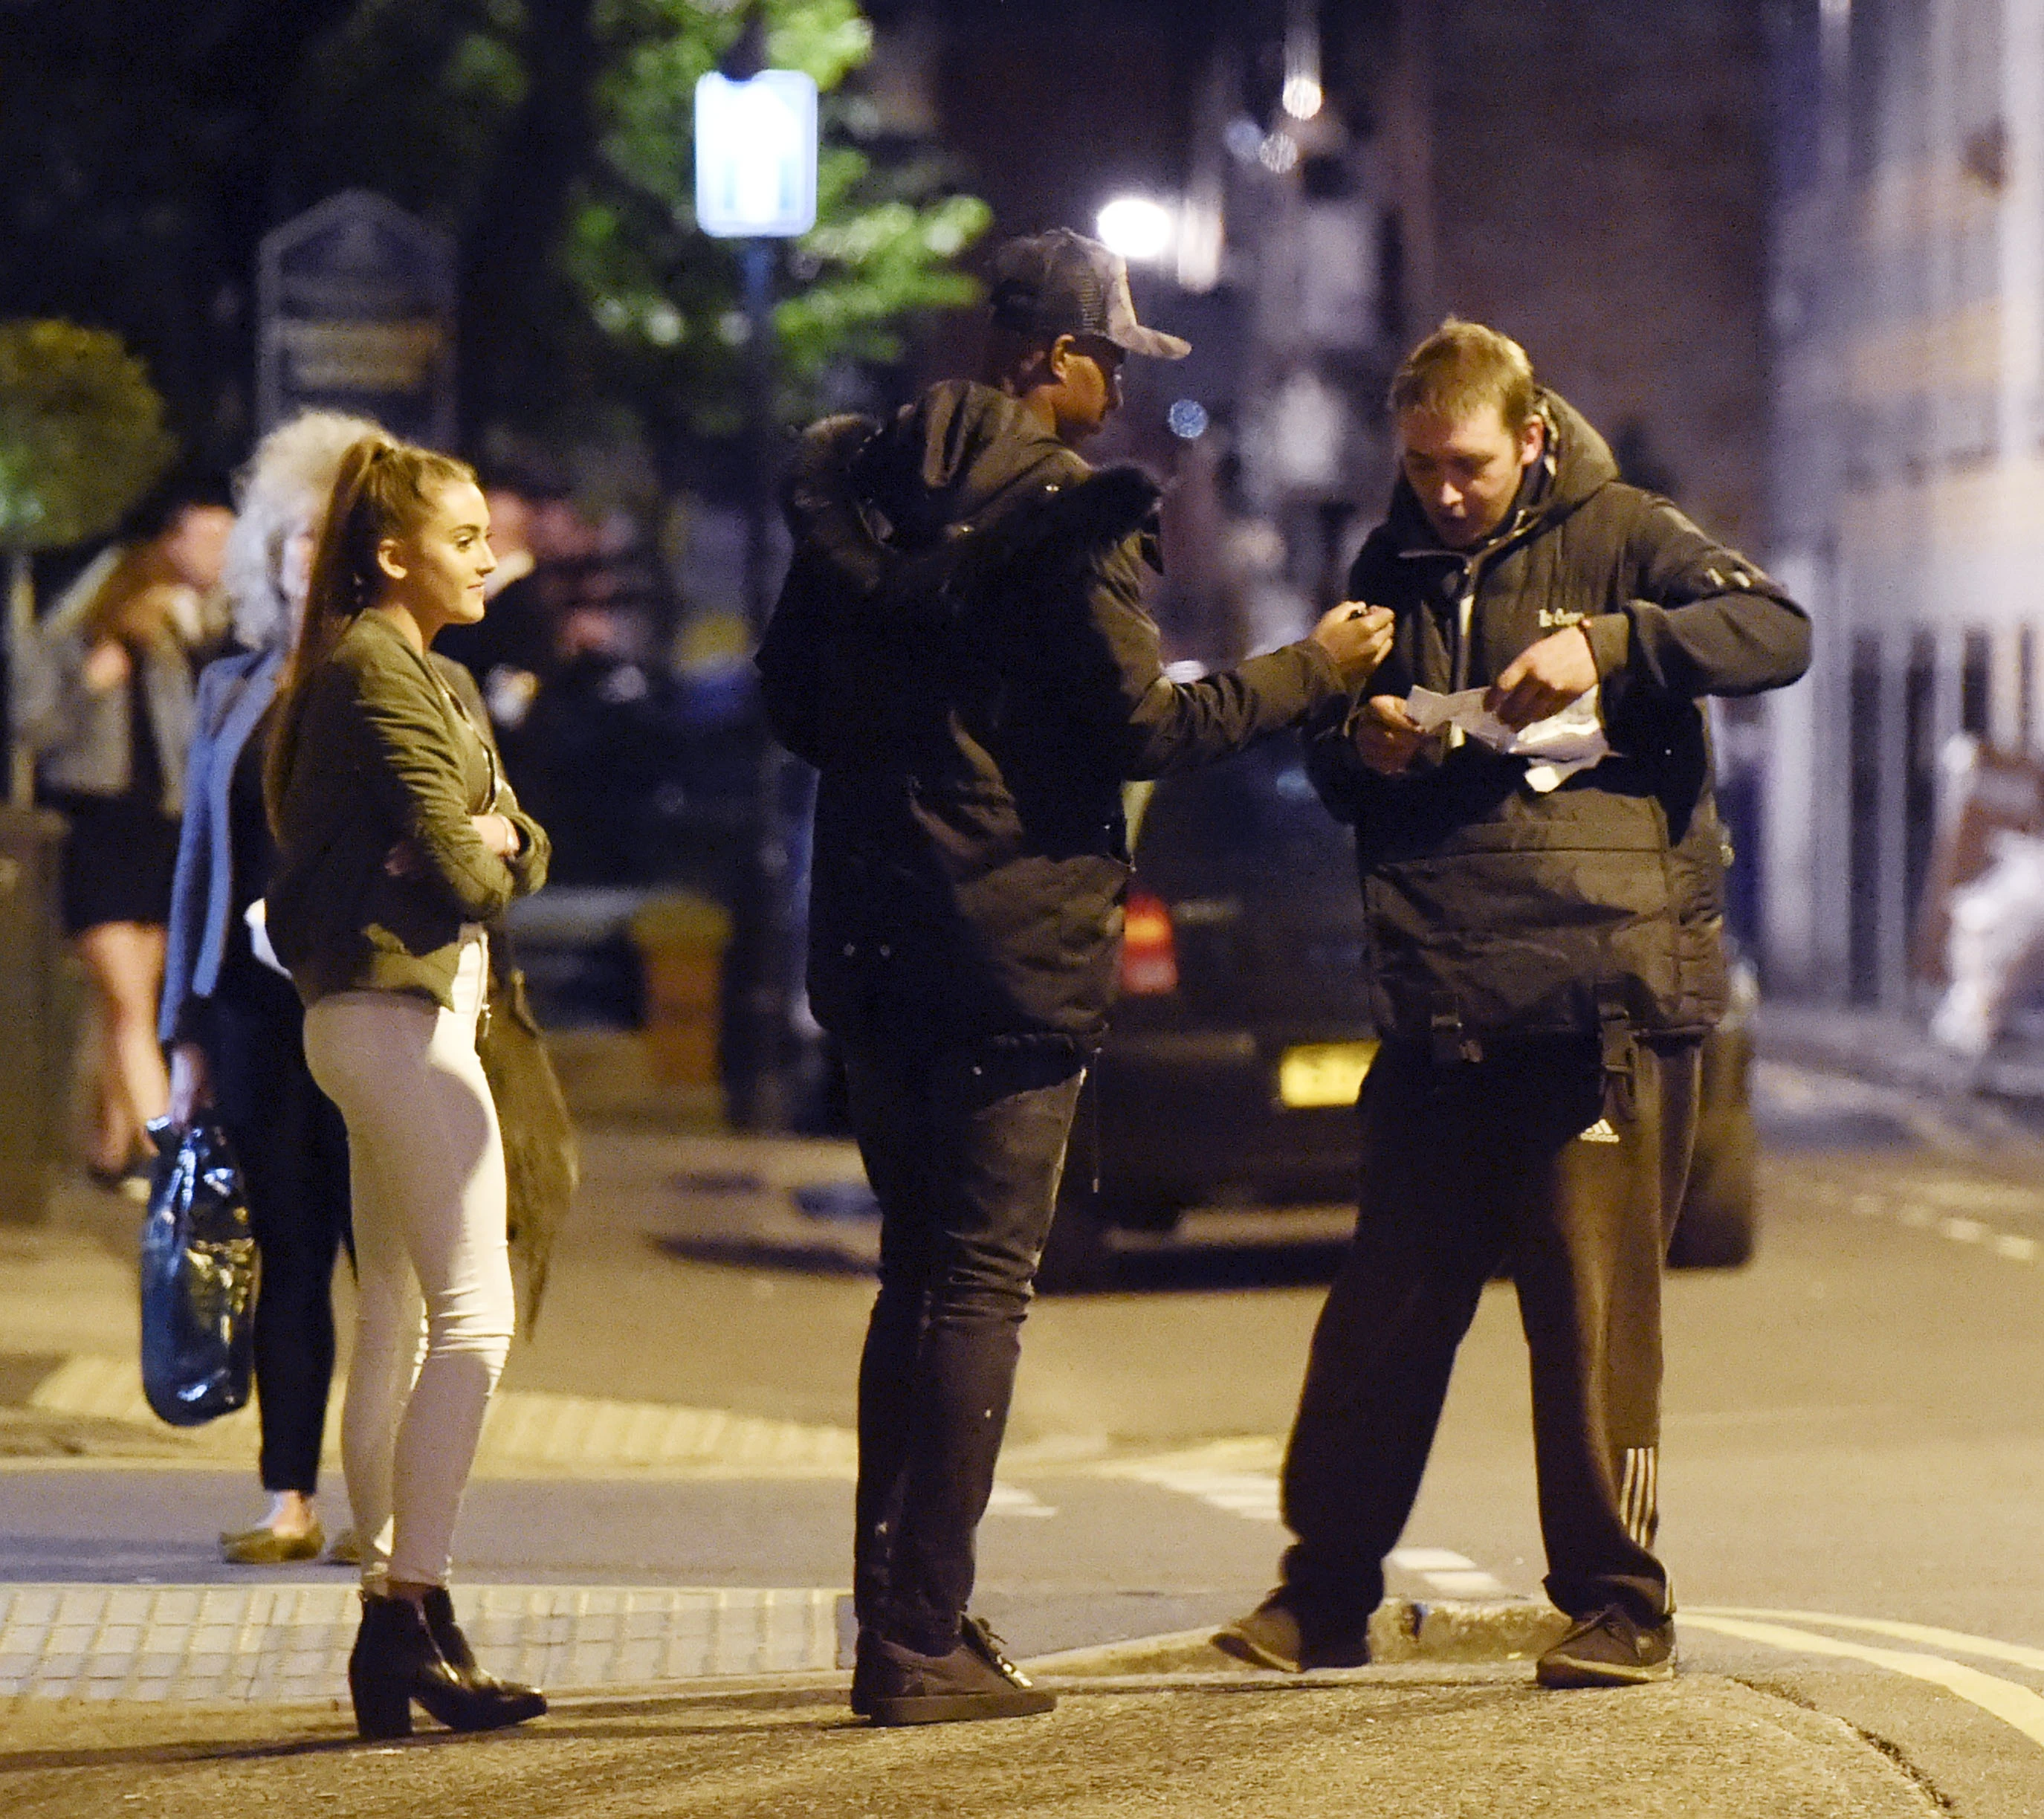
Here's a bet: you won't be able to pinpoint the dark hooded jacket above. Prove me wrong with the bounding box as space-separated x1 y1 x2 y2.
1305 390 1810 1047
760 380 1346 1056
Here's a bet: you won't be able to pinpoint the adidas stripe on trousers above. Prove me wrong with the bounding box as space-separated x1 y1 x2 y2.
1275 1034 1701 1631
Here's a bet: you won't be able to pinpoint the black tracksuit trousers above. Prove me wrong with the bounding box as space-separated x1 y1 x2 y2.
1277 1034 1701 1636
842 1039 1087 1656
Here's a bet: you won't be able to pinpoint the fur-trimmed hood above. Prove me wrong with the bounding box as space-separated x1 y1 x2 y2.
781 380 1162 638
760 376 1348 1058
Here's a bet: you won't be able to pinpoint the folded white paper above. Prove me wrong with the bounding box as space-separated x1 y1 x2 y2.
1406 685 1611 793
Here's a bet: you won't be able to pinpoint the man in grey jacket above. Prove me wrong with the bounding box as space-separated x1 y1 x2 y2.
760 229 1391 1726
1217 319 1810 1689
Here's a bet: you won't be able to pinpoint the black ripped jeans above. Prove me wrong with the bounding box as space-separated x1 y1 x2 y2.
843 1039 1087 1655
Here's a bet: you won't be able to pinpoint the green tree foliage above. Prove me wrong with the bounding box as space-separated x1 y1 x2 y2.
0 0 985 470
286 0 994 447
572 0 990 437
0 322 176 552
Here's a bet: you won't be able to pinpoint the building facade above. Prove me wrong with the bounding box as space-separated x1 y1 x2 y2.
1770 0 2044 1002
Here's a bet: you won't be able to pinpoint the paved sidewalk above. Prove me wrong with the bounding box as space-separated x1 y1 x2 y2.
1757 999 2044 1128
0 1667 1942 1819
0 1580 847 1701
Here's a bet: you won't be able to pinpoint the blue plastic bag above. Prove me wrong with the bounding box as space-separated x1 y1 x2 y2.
139 1117 256 1427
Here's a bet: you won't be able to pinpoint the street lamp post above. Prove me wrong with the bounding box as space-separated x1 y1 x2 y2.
695 42 818 1131
737 235 794 1132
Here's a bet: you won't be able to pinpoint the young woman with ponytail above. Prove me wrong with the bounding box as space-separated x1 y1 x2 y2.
264 433 551 1739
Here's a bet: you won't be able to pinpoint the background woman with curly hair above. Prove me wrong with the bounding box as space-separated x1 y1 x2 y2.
161 410 378 1566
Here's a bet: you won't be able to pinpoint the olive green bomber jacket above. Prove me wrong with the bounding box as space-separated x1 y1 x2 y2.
267 610 549 1009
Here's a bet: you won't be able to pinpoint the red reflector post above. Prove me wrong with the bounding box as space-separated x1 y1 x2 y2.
1119 889 1180 995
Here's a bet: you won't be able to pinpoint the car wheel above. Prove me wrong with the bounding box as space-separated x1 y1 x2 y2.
1666 1109 1759 1270
1035 1177 1116 1294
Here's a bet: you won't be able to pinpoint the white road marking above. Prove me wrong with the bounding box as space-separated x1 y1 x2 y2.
985 1482 1058 1519
1423 1569 1512 1597
1811 1179 2044 1271
1098 1456 1513 1593
1126 1469 1282 1522
1385 1547 1507 1597
1689 1606 2044 1674
1385 1547 1475 1571
1683 1613 2044 1751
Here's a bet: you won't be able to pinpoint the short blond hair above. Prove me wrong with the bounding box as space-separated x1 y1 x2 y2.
223 410 384 650
1388 318 1539 431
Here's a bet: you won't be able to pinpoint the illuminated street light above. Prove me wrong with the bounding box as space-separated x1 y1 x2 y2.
1281 70 1323 121
693 69 819 239
1281 1 1323 120
1096 196 1176 265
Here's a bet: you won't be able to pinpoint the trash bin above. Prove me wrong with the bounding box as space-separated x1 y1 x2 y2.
0 805 71 1224
628 892 733 1098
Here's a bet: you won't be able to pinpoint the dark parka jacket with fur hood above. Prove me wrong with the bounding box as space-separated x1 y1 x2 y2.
1305 390 1811 1049
760 379 1348 1057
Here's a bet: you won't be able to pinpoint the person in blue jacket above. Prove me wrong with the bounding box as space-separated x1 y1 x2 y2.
161 412 378 1565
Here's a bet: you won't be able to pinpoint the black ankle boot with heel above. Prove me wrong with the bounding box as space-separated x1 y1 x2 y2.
421 1587 546 1712
347 1592 546 1739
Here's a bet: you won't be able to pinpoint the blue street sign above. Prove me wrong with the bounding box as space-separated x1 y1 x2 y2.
694 71 819 239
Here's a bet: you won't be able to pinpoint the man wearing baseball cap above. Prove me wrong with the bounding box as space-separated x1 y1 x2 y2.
759 228 1392 1727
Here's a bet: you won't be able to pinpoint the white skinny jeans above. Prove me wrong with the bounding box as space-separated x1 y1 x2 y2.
302 934 513 1590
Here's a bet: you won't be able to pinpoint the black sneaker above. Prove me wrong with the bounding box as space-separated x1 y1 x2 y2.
1535 1605 1675 1688
863 1617 1055 1727
1212 1592 1371 1673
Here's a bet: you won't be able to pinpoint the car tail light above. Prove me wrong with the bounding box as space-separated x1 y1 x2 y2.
1120 889 1180 995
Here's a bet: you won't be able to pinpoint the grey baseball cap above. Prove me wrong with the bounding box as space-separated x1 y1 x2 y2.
989 228 1191 361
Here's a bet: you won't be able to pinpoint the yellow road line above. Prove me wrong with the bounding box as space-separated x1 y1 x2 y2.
1683 1614 2044 1749
1689 1606 2044 1675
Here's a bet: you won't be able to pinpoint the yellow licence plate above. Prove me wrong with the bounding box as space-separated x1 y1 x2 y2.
1278 1041 1379 1108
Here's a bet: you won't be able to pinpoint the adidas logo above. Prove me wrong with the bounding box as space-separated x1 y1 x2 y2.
1578 1117 1622 1145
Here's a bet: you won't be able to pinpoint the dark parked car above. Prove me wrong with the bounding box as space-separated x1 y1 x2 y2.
1036 732 1759 1289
